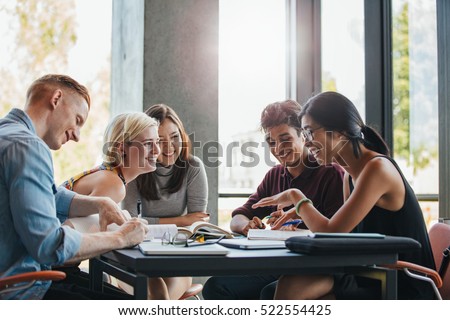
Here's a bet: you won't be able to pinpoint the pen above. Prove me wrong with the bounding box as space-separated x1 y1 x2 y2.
137 199 142 217
281 219 303 227
263 215 272 220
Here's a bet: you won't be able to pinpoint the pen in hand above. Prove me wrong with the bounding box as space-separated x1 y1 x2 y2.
281 219 303 227
137 199 142 218
250 216 265 230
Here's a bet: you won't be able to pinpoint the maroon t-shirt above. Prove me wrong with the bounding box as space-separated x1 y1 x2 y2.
232 159 345 229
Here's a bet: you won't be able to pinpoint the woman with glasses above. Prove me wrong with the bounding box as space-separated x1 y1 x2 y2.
253 91 435 300
62 112 186 300
203 99 344 300
121 104 209 299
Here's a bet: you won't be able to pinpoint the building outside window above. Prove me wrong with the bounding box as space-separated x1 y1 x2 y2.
218 0 287 229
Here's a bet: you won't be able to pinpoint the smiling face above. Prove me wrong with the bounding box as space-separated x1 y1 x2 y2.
44 90 89 150
266 124 305 168
123 125 160 174
157 119 182 167
301 114 345 165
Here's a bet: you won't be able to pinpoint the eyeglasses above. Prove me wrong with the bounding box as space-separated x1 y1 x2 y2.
301 126 323 143
161 232 225 247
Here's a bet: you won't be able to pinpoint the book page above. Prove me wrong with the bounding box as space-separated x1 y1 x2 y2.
189 221 233 238
247 229 312 241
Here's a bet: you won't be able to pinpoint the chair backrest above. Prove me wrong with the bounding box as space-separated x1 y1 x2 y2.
429 222 450 299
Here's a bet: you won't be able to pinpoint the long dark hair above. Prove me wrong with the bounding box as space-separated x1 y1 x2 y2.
299 91 389 158
136 104 192 200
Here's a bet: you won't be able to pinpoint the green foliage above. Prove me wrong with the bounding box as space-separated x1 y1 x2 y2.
14 0 77 74
322 71 337 92
392 2 438 173
0 0 110 183
392 2 410 162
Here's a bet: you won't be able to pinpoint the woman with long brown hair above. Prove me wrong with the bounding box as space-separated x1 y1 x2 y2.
122 104 209 299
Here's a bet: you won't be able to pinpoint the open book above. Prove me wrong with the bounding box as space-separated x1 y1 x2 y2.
177 221 234 239
247 228 313 241
66 214 234 240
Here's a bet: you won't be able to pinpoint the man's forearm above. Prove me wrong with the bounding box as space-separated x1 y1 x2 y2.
66 231 123 263
66 219 147 263
68 194 108 218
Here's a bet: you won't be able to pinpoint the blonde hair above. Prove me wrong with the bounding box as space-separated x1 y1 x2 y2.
102 112 158 166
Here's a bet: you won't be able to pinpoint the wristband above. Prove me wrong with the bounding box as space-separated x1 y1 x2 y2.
295 198 313 217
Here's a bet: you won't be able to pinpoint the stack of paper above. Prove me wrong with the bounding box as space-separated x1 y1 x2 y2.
247 229 312 241
219 238 286 250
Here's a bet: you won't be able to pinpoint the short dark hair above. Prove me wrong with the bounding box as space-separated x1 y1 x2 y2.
26 74 91 109
260 100 302 134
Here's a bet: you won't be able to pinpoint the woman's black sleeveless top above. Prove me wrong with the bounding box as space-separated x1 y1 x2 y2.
350 156 435 299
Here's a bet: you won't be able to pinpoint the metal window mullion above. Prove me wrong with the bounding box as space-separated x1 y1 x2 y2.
286 0 297 100
364 0 393 152
437 0 450 219
295 0 321 103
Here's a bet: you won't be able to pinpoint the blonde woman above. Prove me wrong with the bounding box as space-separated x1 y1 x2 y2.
62 112 160 202
63 112 190 299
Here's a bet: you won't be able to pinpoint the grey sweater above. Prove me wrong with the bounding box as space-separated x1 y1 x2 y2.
121 156 208 224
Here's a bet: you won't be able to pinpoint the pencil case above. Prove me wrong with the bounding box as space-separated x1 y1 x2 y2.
285 235 421 255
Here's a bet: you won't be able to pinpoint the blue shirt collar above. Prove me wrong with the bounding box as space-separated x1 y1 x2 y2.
5 108 37 135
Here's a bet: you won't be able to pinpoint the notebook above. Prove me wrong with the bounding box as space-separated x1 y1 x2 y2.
247 228 313 240
138 241 229 256
219 238 286 250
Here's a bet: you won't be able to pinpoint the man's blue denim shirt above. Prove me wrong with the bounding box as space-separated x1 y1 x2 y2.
0 108 82 299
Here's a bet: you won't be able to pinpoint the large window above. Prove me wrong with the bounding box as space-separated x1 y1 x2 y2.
218 0 287 228
2 0 442 228
392 0 438 225
321 0 365 118
0 0 112 184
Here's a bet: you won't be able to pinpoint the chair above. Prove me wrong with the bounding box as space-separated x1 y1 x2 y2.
384 222 450 299
179 283 203 300
0 270 66 295
117 279 203 299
